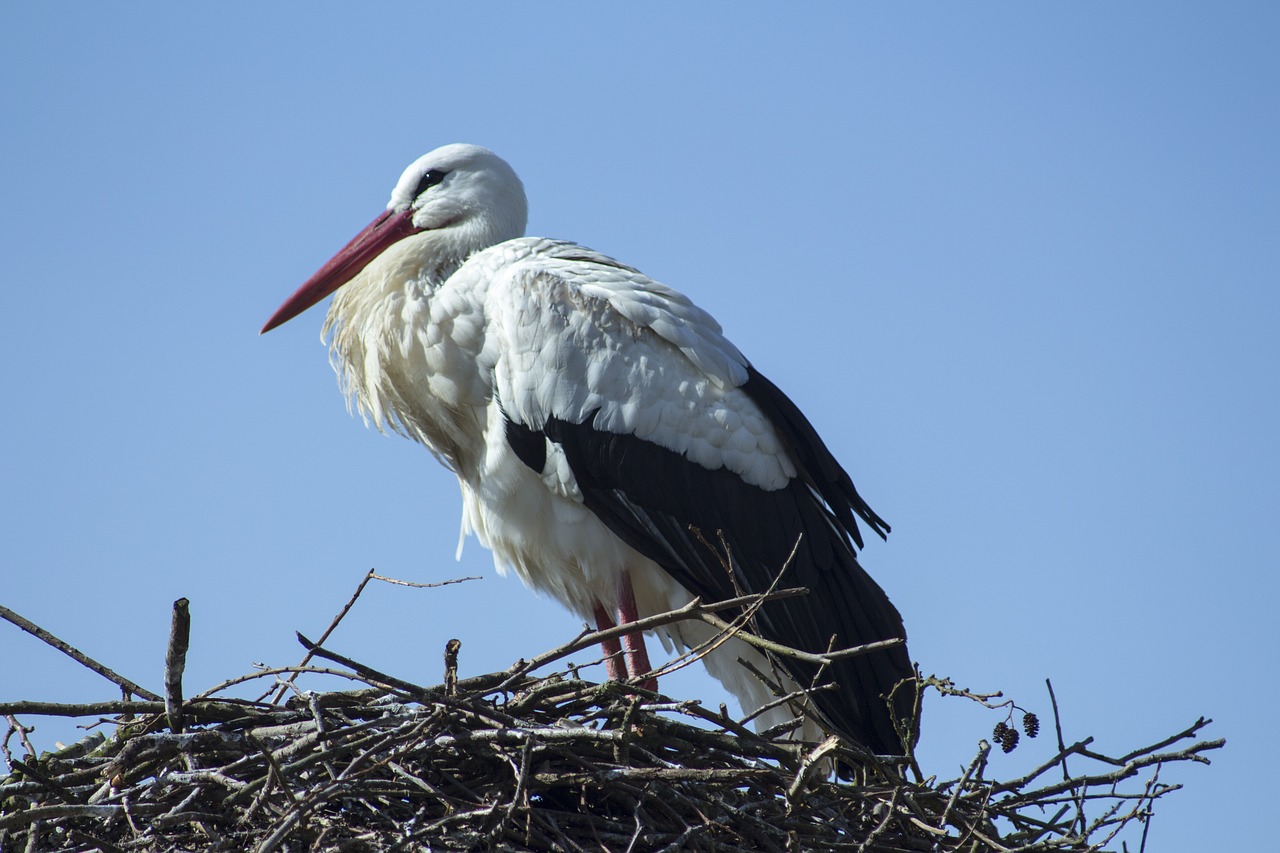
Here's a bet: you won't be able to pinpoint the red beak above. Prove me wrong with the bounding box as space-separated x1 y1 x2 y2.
261 208 422 334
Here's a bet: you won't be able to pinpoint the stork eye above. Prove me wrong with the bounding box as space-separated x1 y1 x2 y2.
413 169 448 198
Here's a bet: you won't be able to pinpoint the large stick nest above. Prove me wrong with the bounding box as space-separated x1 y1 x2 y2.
1 583 1222 852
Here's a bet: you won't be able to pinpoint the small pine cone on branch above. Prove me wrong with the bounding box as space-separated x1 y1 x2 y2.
1023 712 1040 739
993 721 1020 753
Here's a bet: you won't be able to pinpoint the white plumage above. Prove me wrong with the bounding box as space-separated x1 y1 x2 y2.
263 144 914 755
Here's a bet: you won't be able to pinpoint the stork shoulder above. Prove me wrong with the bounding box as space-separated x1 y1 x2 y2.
474 239 749 384
474 239 795 491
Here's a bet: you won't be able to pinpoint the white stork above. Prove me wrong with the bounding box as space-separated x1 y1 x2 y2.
262 144 914 755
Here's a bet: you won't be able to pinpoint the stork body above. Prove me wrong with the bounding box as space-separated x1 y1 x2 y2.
263 144 914 755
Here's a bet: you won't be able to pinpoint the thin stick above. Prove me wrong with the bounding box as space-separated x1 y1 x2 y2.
195 666 377 700
1045 678 1085 834
3 714 36 765
262 569 379 704
295 633 426 698
642 580 792 686
263 570 480 705
938 740 991 831
0 699 260 722
371 573 481 589
494 589 811 691
0 605 161 701
695 609 903 666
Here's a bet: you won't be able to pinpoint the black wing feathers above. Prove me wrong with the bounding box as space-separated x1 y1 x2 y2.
741 366 890 547
503 415 547 473
503 373 914 755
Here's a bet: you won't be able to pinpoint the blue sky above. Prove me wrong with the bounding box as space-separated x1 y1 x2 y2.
2 4 1275 849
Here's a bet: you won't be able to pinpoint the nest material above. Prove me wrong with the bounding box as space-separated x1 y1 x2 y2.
1 590 1223 852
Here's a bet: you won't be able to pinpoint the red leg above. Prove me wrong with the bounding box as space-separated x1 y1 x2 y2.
617 571 658 692
593 602 627 682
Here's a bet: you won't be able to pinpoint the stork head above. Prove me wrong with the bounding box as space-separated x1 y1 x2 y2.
261 144 528 333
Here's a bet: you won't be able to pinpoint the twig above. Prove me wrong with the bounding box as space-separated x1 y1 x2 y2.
999 736 1223 805
938 739 990 832
1119 716 1213 763
371 573 481 589
444 638 461 697
4 714 37 768
194 665 381 699
292 633 426 699
0 605 161 701
496 589 811 691
697 608 903 666
785 735 840 807
1044 678 1084 834
262 570 480 705
66 829 127 853
261 568 379 704
10 758 78 803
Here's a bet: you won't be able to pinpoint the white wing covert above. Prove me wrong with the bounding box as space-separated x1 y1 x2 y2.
482 241 795 493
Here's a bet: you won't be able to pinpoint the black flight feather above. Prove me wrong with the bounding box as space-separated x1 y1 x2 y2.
503 375 916 756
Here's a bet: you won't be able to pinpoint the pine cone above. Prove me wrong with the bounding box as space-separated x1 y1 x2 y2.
993 721 1019 753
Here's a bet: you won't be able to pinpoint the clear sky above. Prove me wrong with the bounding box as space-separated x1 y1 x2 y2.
2 4 1275 849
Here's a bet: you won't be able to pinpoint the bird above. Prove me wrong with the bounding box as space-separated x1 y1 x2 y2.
262 143 915 756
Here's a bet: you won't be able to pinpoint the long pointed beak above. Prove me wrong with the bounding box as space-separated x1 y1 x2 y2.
261 208 422 334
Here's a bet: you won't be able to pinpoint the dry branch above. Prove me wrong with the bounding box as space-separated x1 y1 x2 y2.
163 599 190 735
0 605 161 702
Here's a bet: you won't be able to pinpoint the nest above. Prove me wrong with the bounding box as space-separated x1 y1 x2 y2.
1 579 1223 852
